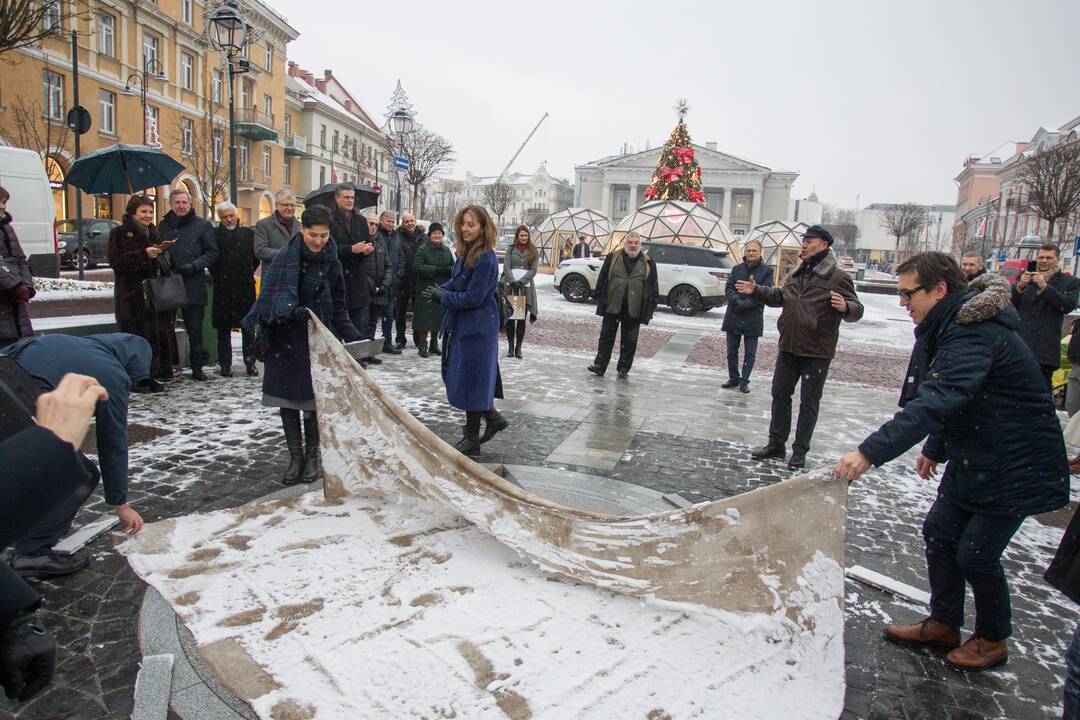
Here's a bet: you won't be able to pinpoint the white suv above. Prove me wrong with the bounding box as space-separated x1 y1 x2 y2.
554 242 734 316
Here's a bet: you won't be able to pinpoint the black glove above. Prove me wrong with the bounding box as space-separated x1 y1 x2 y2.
373 286 383 296
291 305 310 322
529 312 537 324
0 612 57 702
422 286 444 304
177 263 196 276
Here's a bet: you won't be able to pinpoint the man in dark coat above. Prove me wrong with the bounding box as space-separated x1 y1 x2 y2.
835 253 1069 672
1045 505 1080 716
588 232 659 379
572 235 591 258
372 212 400 353
0 374 110 702
736 225 863 468
1012 243 1080 392
159 188 218 381
721 239 773 393
3 333 149 577
0 186 35 349
960 251 986 282
393 213 426 349
210 202 257 377
330 185 373 341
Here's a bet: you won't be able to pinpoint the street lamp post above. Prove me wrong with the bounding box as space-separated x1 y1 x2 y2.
389 108 414 223
124 59 166 144
207 1 250 207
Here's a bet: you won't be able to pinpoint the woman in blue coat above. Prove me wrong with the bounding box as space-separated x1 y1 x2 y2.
243 206 361 484
422 205 507 455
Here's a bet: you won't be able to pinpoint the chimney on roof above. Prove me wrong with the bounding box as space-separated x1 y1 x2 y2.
324 69 332 79
705 142 717 151
303 71 314 84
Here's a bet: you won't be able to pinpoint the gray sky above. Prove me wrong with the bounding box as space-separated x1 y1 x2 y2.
273 0 1080 210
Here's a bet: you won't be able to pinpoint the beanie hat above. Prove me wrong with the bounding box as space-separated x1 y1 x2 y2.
428 222 444 236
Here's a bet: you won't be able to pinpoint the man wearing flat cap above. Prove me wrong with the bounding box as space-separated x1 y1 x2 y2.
735 224 863 468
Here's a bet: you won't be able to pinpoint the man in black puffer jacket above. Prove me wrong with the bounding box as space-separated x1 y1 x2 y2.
836 252 1070 673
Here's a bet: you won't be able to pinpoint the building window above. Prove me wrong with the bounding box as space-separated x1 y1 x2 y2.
263 94 271 116
181 0 192 23
705 193 722 215
264 43 272 70
732 195 750 224
99 89 116 135
240 80 251 109
616 190 629 214
239 140 249 169
283 113 291 135
42 0 60 30
143 33 158 69
181 53 194 90
332 130 339 153
181 118 194 155
42 70 63 121
319 165 326 186
262 147 272 176
319 124 326 148
283 159 290 185
212 129 223 162
97 12 115 56
212 70 223 104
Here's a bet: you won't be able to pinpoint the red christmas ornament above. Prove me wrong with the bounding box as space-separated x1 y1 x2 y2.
673 146 695 165
696 166 702 179
661 166 684 183
688 189 705 204
644 186 658 200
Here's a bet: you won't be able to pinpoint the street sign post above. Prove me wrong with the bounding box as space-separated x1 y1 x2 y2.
394 155 410 171
997 249 1007 263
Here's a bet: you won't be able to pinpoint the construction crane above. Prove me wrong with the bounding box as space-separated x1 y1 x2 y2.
498 112 549 180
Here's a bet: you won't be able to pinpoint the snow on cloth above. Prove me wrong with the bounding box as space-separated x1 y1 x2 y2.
118 314 849 719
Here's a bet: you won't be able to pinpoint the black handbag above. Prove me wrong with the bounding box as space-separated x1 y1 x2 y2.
495 285 513 329
142 255 188 313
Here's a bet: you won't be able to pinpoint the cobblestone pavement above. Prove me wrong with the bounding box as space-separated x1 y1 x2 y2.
1 306 1075 719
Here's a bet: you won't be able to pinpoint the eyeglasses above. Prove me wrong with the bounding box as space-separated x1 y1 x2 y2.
897 285 926 301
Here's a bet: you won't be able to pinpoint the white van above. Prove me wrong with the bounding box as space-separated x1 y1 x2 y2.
0 146 59 277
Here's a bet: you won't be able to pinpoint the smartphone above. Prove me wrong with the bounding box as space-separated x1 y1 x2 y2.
1027 259 1038 272
159 240 176 249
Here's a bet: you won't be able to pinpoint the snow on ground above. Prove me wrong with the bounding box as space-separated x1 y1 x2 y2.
32 276 113 300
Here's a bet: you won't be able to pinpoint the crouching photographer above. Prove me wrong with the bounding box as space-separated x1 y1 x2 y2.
0 374 107 702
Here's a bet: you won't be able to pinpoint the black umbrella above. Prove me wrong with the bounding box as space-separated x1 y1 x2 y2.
66 144 184 194
304 182 380 211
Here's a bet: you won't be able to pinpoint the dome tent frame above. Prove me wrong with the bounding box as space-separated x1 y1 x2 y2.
603 200 741 261
745 220 809 285
535 207 612 273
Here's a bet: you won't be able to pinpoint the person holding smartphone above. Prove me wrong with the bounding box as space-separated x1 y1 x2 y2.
108 195 179 382
1012 243 1080 392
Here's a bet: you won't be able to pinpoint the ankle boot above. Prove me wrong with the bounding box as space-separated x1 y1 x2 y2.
479 408 509 443
416 333 429 358
301 412 321 482
454 426 482 455
281 410 304 485
429 337 441 356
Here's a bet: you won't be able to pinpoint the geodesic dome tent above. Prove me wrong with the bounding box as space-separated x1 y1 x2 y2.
536 208 612 273
745 220 808 284
604 201 740 261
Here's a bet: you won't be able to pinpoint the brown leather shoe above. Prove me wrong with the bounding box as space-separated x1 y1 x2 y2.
883 618 961 649
945 636 1008 671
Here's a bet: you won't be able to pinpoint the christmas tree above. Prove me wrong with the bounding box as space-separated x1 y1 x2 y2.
644 100 705 204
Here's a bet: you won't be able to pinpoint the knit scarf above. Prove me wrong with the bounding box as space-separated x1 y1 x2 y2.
243 235 336 330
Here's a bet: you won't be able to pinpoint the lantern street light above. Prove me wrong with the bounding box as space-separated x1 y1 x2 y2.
389 108 414 222
123 58 167 144
207 0 250 206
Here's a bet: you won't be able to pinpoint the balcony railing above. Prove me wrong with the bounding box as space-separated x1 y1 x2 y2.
283 134 308 156
238 165 271 188
235 109 278 142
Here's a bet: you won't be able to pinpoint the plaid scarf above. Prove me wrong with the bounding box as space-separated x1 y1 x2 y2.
243 235 337 330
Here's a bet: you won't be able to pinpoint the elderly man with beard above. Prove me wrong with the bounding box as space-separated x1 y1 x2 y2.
835 252 1068 672
587 232 659 379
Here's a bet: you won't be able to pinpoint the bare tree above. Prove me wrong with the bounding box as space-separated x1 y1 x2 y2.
523 206 548 228
173 102 229 218
482 180 513 226
1018 140 1080 245
426 180 463 230
820 204 860 255
0 0 90 57
401 127 454 216
879 203 928 263
9 94 70 165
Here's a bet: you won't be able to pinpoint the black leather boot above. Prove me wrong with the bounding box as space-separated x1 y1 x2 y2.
429 337 441 356
281 410 304 485
454 429 482 455
479 408 509 443
301 412 321 483
416 333 429 358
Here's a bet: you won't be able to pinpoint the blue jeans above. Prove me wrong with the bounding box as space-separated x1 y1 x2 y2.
725 333 758 383
1066 623 1080 720
922 495 1024 641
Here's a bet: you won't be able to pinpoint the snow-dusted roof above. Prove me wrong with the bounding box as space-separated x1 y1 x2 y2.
577 143 795 176
287 76 387 137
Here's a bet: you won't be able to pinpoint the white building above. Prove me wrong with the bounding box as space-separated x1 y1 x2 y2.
788 191 823 225
284 63 395 209
855 203 956 263
457 164 574 227
574 143 798 236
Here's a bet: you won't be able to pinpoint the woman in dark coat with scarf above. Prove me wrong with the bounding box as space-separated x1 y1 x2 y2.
422 205 507 455
107 194 179 380
411 222 453 358
210 202 257 377
0 186 35 349
243 206 361 485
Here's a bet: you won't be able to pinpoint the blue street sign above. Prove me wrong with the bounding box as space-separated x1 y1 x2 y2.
997 249 1007 263
394 155 409 171
1074 234 1080 256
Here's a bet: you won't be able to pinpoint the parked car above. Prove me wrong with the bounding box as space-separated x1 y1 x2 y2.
0 146 59 277
554 242 734 316
56 218 120 269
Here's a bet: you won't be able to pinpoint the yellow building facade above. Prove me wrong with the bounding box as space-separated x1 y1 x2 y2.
0 0 299 226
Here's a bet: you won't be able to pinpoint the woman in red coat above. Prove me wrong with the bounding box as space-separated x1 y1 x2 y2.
107 195 179 381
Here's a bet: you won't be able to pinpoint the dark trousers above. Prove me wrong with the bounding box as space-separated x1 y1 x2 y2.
349 306 370 340
725 333 759 383
15 459 100 555
394 285 414 340
768 351 831 453
593 313 641 373
180 304 205 369
922 496 1025 641
216 327 255 369
1066 623 1080 720
366 303 385 340
380 287 397 342
1042 364 1057 394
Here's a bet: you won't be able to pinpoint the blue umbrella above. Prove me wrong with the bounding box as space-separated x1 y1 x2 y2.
66 144 184 194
